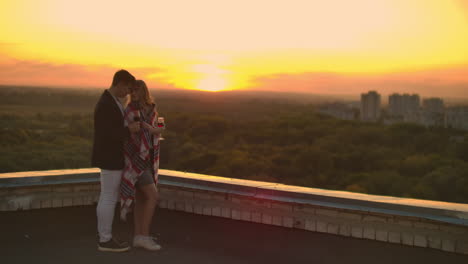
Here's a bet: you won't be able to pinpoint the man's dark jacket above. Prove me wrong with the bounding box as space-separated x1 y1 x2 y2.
91 90 129 170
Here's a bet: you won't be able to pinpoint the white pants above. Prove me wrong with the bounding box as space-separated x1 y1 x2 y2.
96 169 122 242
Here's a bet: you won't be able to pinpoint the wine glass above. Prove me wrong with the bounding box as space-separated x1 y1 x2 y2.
157 117 165 141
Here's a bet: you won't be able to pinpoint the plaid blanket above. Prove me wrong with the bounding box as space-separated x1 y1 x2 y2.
120 102 160 221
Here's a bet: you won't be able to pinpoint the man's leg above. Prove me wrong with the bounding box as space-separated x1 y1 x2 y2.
96 169 122 243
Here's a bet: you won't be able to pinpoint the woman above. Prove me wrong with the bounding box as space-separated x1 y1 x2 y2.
120 80 164 251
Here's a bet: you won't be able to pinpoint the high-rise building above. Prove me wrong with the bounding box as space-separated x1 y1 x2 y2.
445 106 468 130
361 91 381 121
388 94 403 116
388 93 420 117
423 98 445 113
420 98 445 127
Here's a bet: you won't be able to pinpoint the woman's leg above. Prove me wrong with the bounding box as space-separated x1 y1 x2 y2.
133 187 143 236
134 183 158 236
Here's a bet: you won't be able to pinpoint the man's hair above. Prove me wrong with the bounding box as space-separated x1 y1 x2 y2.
111 69 136 87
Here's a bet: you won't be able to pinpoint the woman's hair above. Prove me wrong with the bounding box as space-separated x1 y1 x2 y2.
134 80 154 106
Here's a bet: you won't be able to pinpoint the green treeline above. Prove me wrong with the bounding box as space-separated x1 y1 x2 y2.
1 87 468 203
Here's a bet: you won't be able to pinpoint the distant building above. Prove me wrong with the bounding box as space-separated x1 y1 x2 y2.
361 91 381 122
420 98 445 127
318 103 358 121
422 98 445 113
388 94 403 116
419 111 445 127
445 106 468 130
383 115 404 125
388 93 420 117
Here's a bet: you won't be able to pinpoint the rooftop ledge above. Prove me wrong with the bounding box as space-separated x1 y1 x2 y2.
1 168 468 226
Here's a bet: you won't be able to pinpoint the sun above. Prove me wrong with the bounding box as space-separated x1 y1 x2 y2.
193 64 229 92
196 75 227 92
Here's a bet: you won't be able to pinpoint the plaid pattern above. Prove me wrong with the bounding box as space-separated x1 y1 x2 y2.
120 102 160 221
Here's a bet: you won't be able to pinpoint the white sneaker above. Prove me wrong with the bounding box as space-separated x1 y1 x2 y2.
133 236 162 251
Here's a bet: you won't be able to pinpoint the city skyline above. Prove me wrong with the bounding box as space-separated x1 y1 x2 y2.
316 89 467 130
1 0 468 97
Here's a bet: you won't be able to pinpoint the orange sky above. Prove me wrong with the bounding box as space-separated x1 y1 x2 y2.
1 0 468 97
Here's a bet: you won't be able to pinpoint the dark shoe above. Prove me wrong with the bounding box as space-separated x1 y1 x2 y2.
98 237 130 252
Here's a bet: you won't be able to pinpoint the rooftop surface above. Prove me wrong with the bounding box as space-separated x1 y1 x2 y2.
1 206 467 264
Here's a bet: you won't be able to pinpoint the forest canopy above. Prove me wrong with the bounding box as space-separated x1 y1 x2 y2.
1 86 467 203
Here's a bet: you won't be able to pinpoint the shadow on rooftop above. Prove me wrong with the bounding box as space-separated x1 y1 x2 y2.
1 206 467 264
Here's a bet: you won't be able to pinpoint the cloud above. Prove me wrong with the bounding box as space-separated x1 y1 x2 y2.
455 0 468 16
0 57 177 90
248 65 468 98
0 55 466 99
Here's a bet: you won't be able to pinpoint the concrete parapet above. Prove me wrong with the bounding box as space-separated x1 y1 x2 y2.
1 168 468 255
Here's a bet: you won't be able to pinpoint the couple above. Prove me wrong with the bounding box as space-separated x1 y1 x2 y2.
91 70 164 252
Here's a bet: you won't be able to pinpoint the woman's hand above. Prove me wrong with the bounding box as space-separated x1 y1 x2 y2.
128 121 141 133
142 122 164 135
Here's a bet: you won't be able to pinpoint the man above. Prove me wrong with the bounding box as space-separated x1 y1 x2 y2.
92 69 140 252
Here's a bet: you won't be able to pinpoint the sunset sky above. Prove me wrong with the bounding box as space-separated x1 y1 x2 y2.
0 0 467 97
